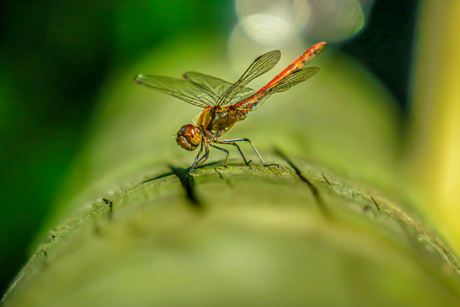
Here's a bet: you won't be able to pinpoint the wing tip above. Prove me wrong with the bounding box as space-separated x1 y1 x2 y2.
134 74 144 85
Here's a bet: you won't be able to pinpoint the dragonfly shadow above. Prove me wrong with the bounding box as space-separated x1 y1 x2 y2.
143 158 252 185
169 165 202 209
142 163 227 209
139 158 259 208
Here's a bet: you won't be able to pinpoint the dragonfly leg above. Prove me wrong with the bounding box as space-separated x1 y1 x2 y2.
209 143 230 168
220 138 278 167
194 141 210 169
215 140 252 166
189 142 204 171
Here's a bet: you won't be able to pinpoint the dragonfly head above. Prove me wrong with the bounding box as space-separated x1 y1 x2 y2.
176 124 202 151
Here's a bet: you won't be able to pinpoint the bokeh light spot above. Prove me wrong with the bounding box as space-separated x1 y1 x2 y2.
236 0 311 45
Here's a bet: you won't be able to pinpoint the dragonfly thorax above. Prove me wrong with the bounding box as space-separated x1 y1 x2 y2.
196 106 247 141
176 124 202 151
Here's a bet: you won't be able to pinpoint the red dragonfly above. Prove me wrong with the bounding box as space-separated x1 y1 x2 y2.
135 42 325 172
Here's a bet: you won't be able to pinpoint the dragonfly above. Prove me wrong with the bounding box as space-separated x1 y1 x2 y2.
135 42 325 172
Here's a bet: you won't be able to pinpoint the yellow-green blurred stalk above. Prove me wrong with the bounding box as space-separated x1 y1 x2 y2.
409 1 460 252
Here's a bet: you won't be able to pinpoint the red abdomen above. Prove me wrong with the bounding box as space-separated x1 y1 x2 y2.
257 42 325 93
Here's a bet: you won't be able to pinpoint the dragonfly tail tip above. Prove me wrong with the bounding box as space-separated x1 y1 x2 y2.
316 42 326 49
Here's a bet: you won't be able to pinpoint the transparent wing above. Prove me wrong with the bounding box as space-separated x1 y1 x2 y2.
183 72 255 103
134 74 215 108
216 50 281 107
269 66 320 93
236 66 320 111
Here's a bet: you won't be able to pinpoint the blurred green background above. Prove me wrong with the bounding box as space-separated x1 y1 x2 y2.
0 0 429 295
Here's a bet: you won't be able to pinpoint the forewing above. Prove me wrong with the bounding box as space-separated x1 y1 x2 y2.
236 66 320 111
134 74 215 108
216 50 281 107
183 72 255 102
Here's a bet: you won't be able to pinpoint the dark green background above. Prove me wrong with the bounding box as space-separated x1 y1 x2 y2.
0 0 416 294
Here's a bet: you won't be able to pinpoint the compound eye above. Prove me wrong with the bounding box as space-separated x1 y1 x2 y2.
176 124 202 151
178 125 194 136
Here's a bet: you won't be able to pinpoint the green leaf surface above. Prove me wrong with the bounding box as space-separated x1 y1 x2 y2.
3 157 460 306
